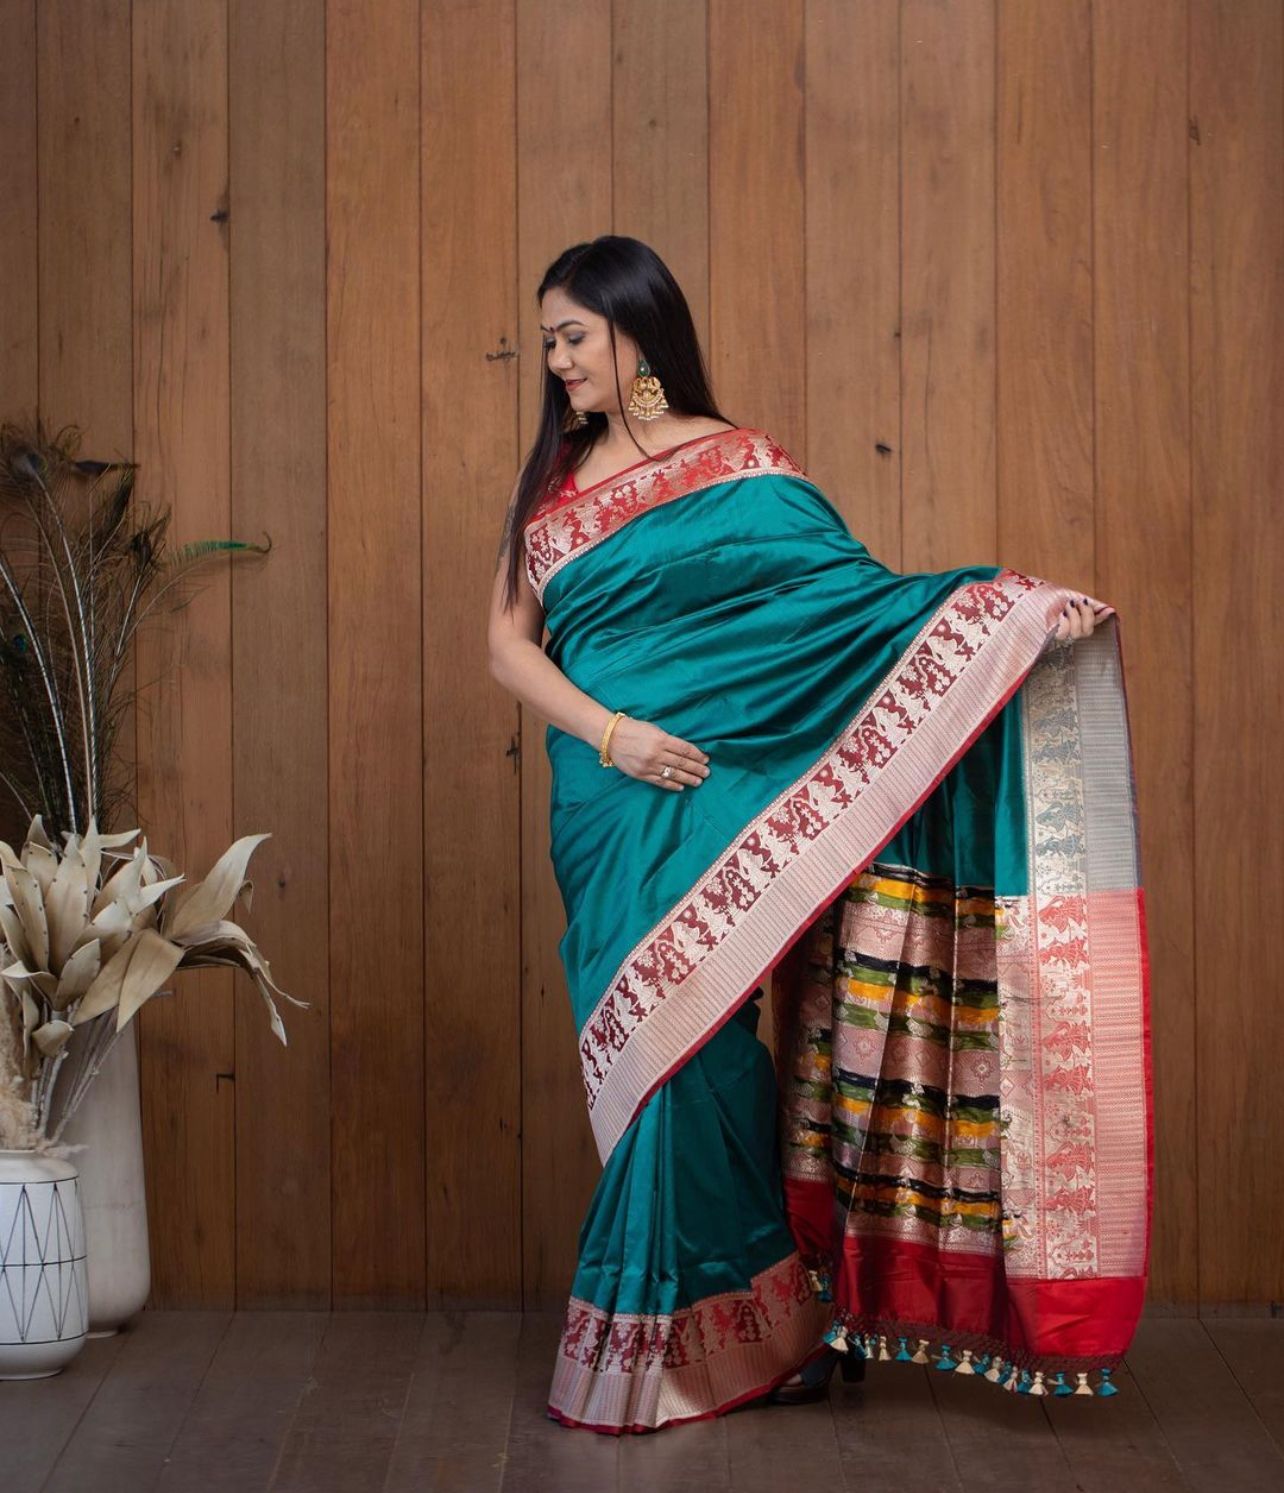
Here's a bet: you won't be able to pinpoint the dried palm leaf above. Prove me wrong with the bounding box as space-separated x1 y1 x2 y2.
0 415 294 1148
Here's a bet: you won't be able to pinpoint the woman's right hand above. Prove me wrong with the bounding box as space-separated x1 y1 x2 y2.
605 715 711 792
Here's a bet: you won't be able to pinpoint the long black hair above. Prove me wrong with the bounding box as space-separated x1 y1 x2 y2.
495 235 735 612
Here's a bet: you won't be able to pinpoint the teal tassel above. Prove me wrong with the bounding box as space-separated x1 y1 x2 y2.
806 1266 833 1302
1016 1368 1033 1394
895 1336 913 1362
1096 1367 1119 1397
1051 1371 1073 1396
935 1344 957 1371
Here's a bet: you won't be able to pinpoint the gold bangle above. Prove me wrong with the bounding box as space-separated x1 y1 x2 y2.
599 709 626 767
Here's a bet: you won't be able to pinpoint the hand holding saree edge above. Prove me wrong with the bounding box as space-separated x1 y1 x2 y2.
525 427 1153 1427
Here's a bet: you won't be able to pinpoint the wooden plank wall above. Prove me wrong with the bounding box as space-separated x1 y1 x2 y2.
1 0 1279 1314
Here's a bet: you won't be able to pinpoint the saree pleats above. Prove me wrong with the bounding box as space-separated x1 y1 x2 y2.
523 428 1152 1430
547 990 833 1432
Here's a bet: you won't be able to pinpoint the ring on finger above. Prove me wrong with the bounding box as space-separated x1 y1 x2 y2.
661 765 673 779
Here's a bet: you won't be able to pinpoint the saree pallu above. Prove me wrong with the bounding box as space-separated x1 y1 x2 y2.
522 427 1152 1433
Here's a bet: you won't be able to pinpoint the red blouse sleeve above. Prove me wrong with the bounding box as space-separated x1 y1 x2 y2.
524 443 577 527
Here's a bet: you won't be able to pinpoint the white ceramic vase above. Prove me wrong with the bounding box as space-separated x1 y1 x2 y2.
59 1025 151 1334
0 1148 88 1378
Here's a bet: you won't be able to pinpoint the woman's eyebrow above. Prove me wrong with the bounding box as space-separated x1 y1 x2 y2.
539 318 586 333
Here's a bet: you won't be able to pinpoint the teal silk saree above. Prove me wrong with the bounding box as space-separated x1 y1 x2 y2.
521 426 1152 1434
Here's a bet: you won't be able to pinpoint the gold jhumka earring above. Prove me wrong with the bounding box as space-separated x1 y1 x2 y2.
626 357 669 421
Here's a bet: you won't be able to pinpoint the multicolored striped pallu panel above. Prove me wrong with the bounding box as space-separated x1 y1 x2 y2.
776 624 1151 1398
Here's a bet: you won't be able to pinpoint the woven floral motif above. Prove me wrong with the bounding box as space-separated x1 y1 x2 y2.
558 1249 816 1377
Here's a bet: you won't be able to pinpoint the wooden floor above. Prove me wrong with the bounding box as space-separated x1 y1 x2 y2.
3 1310 1283 1492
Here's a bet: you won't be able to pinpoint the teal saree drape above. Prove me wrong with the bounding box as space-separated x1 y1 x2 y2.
522 427 1152 1434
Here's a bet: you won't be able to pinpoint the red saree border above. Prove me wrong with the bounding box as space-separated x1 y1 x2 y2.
522 426 807 601
821 1230 1143 1389
578 571 1109 1167
825 1231 1144 1360
546 1246 833 1435
995 626 1150 1281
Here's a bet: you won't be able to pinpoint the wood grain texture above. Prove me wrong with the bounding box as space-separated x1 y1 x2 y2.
1041 1358 1187 1492
326 0 425 1306
42 1312 233 1492
156 1312 328 1491
0 0 36 438
833 1362 962 1492
383 1312 522 1492
38 0 132 448
900 0 997 570
1190 0 1283 1307
1204 1319 1284 1455
228 0 332 1308
8 1309 1284 1492
709 0 806 452
36 0 137 846
614 1 711 348
422 0 522 1306
0 1332 127 1493
996 0 1095 593
1126 1318 1284 1491
268 1313 424 1492
806 0 903 572
132 0 237 1310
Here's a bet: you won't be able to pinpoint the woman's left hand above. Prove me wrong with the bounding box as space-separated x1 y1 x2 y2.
1055 595 1099 642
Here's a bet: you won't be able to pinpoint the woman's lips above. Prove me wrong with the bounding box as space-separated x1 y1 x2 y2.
565 378 585 390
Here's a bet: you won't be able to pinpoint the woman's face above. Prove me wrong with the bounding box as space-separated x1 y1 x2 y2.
539 287 638 416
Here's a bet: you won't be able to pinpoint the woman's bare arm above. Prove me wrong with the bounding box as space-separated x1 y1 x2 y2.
487 536 612 750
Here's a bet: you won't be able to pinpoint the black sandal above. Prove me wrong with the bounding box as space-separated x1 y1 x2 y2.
766 1345 866 1405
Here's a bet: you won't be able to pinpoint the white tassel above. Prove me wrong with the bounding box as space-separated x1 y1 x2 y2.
1073 1371 1093 1396
911 1338 931 1364
877 1334 892 1361
984 1355 1005 1383
1028 1370 1047 1396
955 1348 976 1375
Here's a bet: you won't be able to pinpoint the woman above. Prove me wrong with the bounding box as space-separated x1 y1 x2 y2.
488 236 1152 1435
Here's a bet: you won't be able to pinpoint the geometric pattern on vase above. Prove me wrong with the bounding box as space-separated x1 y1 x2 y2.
0 1177 89 1346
